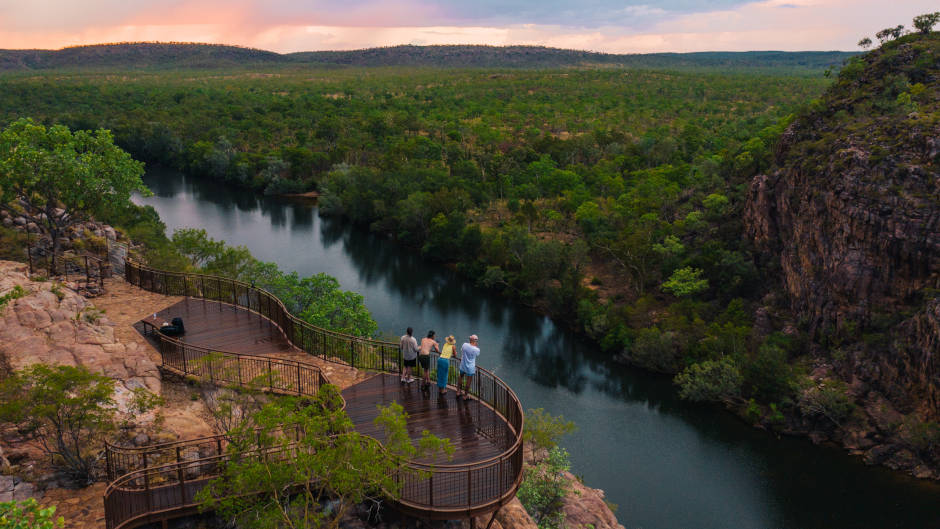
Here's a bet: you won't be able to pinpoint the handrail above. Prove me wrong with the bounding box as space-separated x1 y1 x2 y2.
108 259 525 527
106 321 332 482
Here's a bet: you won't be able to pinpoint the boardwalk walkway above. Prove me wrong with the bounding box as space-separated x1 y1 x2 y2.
103 261 524 529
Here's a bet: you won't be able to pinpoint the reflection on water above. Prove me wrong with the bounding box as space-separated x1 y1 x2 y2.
136 168 940 529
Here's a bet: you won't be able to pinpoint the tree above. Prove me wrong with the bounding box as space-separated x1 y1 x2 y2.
0 364 159 483
876 25 906 43
517 447 572 529
523 408 577 455
661 267 709 298
675 357 743 402
913 12 940 34
0 498 64 529
0 118 148 274
858 37 873 49
197 388 451 529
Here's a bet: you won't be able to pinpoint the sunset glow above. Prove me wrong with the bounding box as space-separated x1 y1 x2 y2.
0 0 936 53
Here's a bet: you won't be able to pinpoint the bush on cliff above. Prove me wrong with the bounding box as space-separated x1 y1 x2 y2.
0 364 161 483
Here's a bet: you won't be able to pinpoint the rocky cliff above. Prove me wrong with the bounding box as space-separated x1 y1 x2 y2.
745 33 939 471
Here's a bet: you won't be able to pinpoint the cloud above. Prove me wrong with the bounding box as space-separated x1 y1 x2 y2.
0 0 937 52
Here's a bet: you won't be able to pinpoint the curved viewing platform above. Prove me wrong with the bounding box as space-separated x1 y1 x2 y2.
103 261 524 529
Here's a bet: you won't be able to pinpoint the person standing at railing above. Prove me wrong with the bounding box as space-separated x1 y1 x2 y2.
437 335 457 396
419 330 440 390
457 334 480 400
400 327 419 383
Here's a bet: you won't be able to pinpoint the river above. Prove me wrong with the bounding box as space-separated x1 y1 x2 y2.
135 168 940 529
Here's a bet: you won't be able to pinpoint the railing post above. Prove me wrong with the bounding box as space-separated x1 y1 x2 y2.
467 468 472 509
176 446 186 504
268 358 274 391
429 471 434 507
296 363 302 395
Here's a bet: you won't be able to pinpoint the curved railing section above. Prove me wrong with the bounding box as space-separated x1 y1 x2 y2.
111 260 524 526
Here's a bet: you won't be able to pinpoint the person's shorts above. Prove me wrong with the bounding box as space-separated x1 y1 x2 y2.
418 355 430 370
459 365 475 376
403 358 417 367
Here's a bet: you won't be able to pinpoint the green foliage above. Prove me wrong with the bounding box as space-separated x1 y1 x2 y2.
518 446 572 529
742 344 796 403
0 285 26 310
661 267 709 298
0 498 64 529
523 408 577 453
165 229 378 336
675 357 743 402
0 364 116 482
197 388 451 529
0 118 147 270
899 416 940 459
913 12 940 34
797 379 856 427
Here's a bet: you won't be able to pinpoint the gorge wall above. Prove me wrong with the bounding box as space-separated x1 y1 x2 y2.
745 36 939 431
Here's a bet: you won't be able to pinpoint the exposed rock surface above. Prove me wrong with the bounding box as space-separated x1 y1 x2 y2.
0 260 161 405
744 35 940 476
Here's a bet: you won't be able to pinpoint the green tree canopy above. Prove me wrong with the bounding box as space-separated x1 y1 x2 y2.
0 118 147 271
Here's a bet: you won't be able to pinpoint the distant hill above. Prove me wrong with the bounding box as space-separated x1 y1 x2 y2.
0 42 857 72
0 43 285 71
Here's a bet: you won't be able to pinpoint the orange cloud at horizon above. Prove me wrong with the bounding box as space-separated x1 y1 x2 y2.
1 0 937 53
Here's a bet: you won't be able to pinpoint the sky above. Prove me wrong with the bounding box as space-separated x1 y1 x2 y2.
0 0 936 53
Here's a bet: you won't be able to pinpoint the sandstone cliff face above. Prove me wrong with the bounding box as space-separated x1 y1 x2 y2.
744 37 939 424
0 261 162 405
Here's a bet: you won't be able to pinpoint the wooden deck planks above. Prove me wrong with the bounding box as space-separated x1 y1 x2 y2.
341 374 514 465
151 298 294 356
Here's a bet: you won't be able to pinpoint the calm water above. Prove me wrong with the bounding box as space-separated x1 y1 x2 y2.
136 168 940 529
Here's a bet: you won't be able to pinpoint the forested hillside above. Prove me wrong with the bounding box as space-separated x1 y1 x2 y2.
1 30 935 478
0 42 856 71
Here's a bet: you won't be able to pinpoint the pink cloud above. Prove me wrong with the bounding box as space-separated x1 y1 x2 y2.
1 0 936 52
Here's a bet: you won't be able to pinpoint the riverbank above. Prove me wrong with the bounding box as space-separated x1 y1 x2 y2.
0 259 623 529
130 168 940 529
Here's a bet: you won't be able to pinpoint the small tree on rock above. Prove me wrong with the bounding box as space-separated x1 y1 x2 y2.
0 364 159 484
913 12 940 34
0 118 148 273
858 37 873 49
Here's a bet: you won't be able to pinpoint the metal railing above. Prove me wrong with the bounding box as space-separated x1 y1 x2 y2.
105 260 525 528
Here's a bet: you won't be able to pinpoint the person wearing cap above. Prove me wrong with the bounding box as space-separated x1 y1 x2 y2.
458 334 480 400
437 335 457 396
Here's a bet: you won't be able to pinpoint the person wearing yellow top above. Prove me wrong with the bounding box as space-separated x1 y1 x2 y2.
437 335 457 395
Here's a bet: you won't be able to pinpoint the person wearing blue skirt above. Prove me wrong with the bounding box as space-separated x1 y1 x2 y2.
438 335 456 396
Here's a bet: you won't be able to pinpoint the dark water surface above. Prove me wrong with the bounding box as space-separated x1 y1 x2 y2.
136 168 940 529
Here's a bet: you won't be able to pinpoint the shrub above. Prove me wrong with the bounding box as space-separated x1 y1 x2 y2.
0 285 26 310
0 364 160 483
742 344 796 403
797 379 856 427
628 327 683 373
675 356 742 402
661 267 709 298
524 408 577 454
518 446 572 529
0 498 64 529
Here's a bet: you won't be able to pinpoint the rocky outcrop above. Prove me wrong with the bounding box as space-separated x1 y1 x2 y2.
744 35 939 475
0 260 161 406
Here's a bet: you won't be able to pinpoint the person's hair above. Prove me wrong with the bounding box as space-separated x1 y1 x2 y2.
406 327 413 336
427 330 435 338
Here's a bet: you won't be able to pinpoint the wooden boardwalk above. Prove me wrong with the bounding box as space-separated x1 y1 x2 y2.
149 298 293 356
342 374 514 464
107 266 524 529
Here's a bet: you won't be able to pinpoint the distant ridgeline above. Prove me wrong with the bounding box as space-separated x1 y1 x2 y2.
0 42 858 71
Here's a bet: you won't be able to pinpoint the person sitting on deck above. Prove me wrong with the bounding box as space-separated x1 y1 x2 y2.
159 317 185 337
